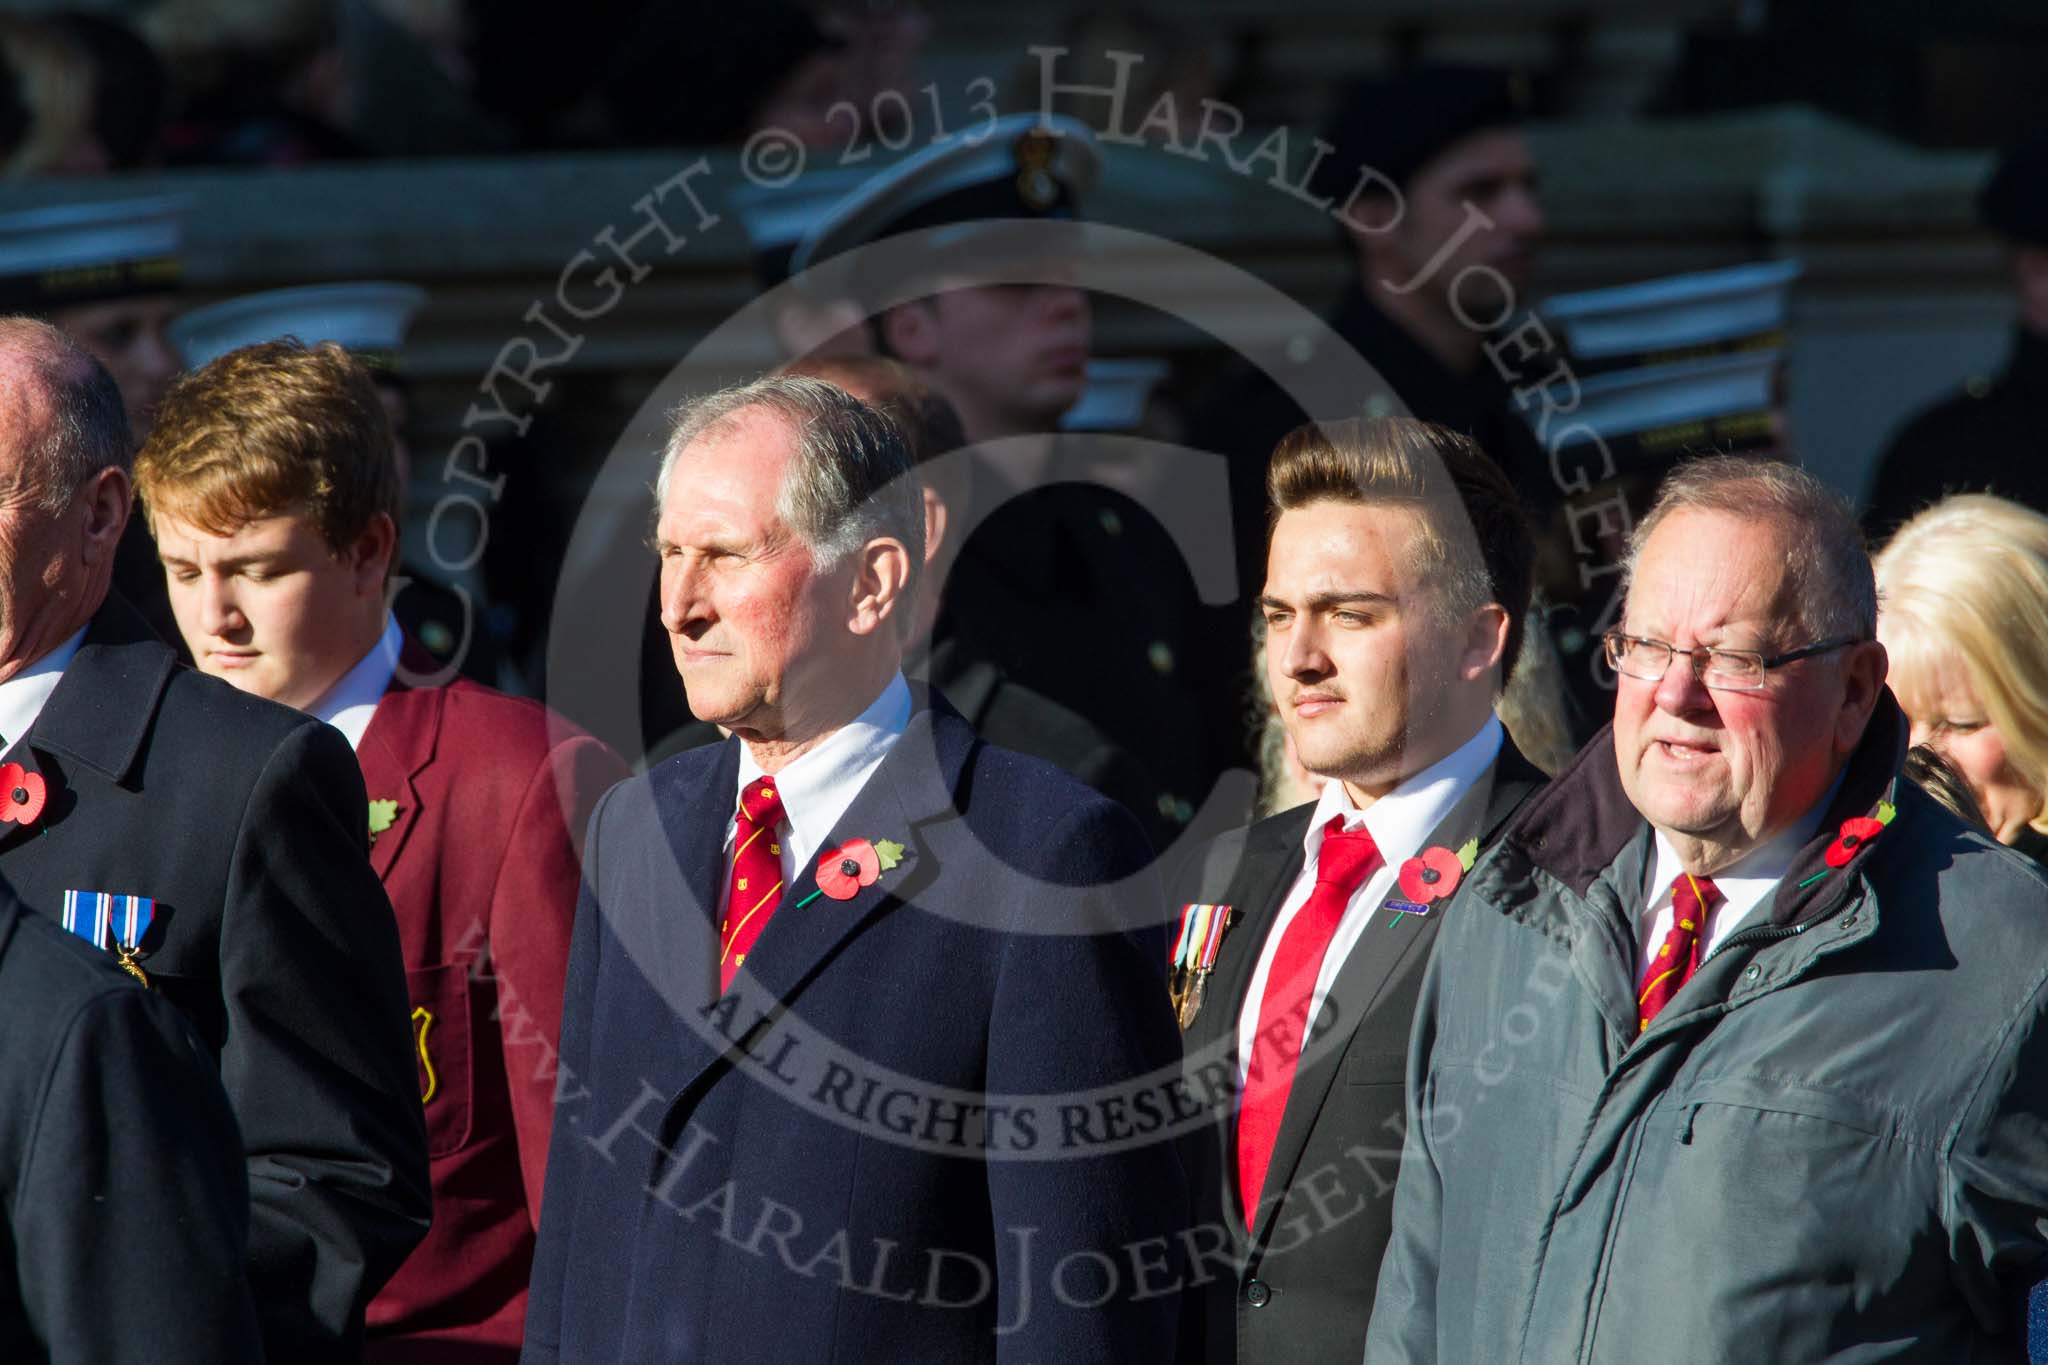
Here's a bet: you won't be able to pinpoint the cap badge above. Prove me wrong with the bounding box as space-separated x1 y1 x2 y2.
1014 127 1060 211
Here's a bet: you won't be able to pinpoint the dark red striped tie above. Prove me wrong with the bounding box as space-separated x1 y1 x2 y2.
721 778 786 990
1237 819 1384 1225
1637 872 1723 1032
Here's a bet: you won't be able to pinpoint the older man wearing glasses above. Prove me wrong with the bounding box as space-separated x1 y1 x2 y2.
1366 457 2048 1364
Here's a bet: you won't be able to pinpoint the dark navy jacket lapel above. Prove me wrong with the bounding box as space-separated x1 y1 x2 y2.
2 598 174 855
660 698 971 1114
648 741 740 1039
739 773 923 1009
27 595 173 788
1185 811 1311 1062
1178 806 1312 1237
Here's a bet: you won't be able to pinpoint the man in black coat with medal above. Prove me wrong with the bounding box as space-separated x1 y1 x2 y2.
0 317 428 1362
0 890 264 1364
1169 416 1545 1365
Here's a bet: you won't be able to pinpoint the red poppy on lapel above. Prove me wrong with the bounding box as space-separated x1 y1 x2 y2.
1824 815 1885 868
1397 844 1465 904
0 762 47 826
817 838 882 900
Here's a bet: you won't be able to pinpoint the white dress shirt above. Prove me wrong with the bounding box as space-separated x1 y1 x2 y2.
1237 715 1503 1076
0 626 85 753
721 672 913 920
308 617 403 752
1635 771 1845 973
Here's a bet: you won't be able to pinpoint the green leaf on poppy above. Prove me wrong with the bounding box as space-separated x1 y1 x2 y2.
874 839 906 871
368 799 400 842
1875 800 1896 826
1457 838 1479 870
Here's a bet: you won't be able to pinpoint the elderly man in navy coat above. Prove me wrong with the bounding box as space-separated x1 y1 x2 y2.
523 376 1189 1363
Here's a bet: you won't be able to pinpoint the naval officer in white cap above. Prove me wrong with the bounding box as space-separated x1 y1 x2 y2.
0 197 185 438
0 196 186 641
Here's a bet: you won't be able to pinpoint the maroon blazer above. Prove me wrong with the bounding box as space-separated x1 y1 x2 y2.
359 654 626 1362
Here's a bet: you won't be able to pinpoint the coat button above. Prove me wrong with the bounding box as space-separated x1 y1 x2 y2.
1244 1279 1271 1308
1744 964 1761 981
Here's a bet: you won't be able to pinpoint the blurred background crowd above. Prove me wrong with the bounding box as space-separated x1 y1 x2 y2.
9 0 2047 170
7 0 2048 841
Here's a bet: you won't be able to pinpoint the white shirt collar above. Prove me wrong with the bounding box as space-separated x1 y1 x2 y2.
309 617 403 752
732 672 913 871
1644 766 1848 951
0 625 86 751
1234 713 1504 1079
1301 713 1505 868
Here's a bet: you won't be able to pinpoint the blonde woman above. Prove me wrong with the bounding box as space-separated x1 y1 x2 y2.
1875 493 2048 861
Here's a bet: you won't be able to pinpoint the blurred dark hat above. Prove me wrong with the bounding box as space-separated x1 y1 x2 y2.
601 0 840 148
1312 64 1530 204
0 38 26 165
790 113 1099 303
53 13 167 169
1981 127 2048 245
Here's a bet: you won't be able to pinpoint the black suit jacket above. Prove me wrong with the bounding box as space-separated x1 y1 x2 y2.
0 893 263 1364
0 597 430 1363
1170 736 1545 1365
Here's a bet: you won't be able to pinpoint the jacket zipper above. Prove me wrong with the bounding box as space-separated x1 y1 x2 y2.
1701 920 1804 964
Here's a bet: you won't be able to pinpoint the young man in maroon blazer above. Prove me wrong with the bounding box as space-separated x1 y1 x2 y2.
134 338 627 1362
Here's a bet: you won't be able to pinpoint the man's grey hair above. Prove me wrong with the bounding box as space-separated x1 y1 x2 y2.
1622 455 1876 641
656 374 925 592
0 316 132 513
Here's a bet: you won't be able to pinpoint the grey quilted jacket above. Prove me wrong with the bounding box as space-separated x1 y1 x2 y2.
1367 694 2048 1364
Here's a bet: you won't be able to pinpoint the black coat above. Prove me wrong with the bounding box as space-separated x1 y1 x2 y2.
924 636 1178 852
1863 326 2048 541
0 894 263 1365
1169 737 1545 1365
932 454 1231 842
0 596 430 1363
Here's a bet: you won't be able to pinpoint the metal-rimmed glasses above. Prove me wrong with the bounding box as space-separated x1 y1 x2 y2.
1601 631 1862 692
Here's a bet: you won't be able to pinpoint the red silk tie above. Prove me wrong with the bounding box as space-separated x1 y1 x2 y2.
1237 818 1385 1226
1637 872 1723 1032
721 777 787 990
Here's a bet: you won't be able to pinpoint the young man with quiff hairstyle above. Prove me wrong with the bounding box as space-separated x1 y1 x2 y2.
1173 416 1545 1365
